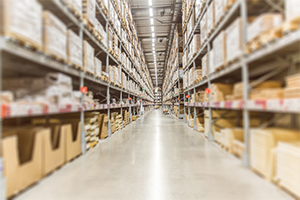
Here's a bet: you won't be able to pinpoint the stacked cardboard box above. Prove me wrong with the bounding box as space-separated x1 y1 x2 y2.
284 74 300 98
225 18 242 63
84 112 100 149
100 115 108 139
43 11 67 61
210 83 233 102
250 128 300 181
83 40 95 74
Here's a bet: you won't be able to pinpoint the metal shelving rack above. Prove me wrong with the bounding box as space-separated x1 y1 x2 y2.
180 0 300 168
0 0 155 197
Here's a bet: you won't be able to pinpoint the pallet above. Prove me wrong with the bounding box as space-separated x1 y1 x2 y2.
282 16 300 34
276 181 300 200
251 167 267 180
45 53 66 64
4 34 42 52
93 30 103 42
83 19 94 32
68 62 83 70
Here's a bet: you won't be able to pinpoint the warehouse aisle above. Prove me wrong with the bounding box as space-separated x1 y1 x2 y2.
15 109 292 200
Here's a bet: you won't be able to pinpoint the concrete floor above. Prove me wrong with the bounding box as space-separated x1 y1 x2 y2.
15 109 293 200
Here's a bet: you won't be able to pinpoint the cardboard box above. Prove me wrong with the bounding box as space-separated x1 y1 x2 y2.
67 30 83 68
42 125 65 175
0 0 43 50
65 0 82 18
2 127 46 198
200 12 207 42
83 40 95 74
215 0 225 24
208 49 214 75
43 11 67 61
63 122 82 162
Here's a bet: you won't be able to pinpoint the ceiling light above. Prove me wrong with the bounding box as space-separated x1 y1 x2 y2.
149 8 153 17
150 18 154 25
148 0 152 6
152 33 155 38
152 38 155 43
151 26 154 32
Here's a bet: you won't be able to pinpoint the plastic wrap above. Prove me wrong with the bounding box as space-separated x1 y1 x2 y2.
200 12 207 43
215 0 225 24
83 41 95 74
213 31 226 71
43 11 67 61
94 57 102 77
285 0 300 21
67 30 83 68
0 0 42 49
225 18 242 63
207 1 215 33
82 0 96 26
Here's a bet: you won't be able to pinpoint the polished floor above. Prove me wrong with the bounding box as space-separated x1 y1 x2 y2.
15 109 293 200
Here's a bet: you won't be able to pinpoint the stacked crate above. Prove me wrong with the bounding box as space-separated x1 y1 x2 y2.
84 112 100 149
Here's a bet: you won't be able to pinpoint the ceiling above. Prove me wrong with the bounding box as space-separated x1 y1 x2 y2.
128 0 182 88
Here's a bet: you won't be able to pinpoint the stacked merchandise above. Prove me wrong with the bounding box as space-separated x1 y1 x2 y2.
210 83 233 102
233 81 282 100
195 91 205 102
188 115 194 128
100 114 108 139
84 112 100 149
250 128 300 181
196 115 205 132
115 114 123 130
110 115 115 134
276 142 300 198
284 74 300 98
123 110 130 126
1 73 80 106
217 128 244 153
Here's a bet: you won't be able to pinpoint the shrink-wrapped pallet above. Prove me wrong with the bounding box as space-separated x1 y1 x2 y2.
109 65 115 83
200 12 207 43
276 142 300 198
285 0 300 21
207 1 215 34
202 53 208 77
247 13 282 42
0 0 43 50
192 34 201 54
83 41 95 74
67 30 83 68
82 0 96 27
250 128 300 181
208 49 214 75
94 57 102 77
213 31 226 70
215 0 225 24
43 11 67 61
64 0 82 18
225 18 242 63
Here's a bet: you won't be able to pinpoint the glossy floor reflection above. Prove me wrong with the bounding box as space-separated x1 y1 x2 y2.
15 109 292 200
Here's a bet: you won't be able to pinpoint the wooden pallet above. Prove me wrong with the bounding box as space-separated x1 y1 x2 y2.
68 62 83 70
93 30 103 42
45 53 66 64
276 181 300 200
5 34 42 52
282 16 300 34
83 19 94 32
251 167 267 180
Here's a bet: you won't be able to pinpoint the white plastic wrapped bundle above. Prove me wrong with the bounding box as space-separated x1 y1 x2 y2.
94 57 102 77
225 18 242 63
285 0 300 21
0 0 42 50
67 30 83 68
83 41 95 74
215 0 225 24
200 12 207 43
43 11 67 61
64 0 82 18
207 1 215 33
82 0 96 27
213 31 226 70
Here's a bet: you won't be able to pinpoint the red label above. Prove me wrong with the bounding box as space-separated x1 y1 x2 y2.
81 86 88 93
177 98 180 100
205 88 211 94
186 95 189 98
128 97 132 100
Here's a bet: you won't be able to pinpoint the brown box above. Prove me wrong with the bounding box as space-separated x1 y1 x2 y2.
2 127 46 198
43 11 67 61
63 122 82 162
42 125 65 175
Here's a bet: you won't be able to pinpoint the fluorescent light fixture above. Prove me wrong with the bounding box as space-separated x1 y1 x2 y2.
152 38 155 43
152 33 155 38
151 26 154 32
148 0 152 6
149 8 153 17
150 18 154 25
152 43 155 47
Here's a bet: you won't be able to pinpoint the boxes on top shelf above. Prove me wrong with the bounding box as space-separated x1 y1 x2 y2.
207 1 215 34
285 0 300 21
200 11 207 43
43 11 67 62
213 31 226 71
0 0 43 51
94 57 102 78
82 0 97 29
64 0 82 18
225 17 242 64
214 0 225 25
